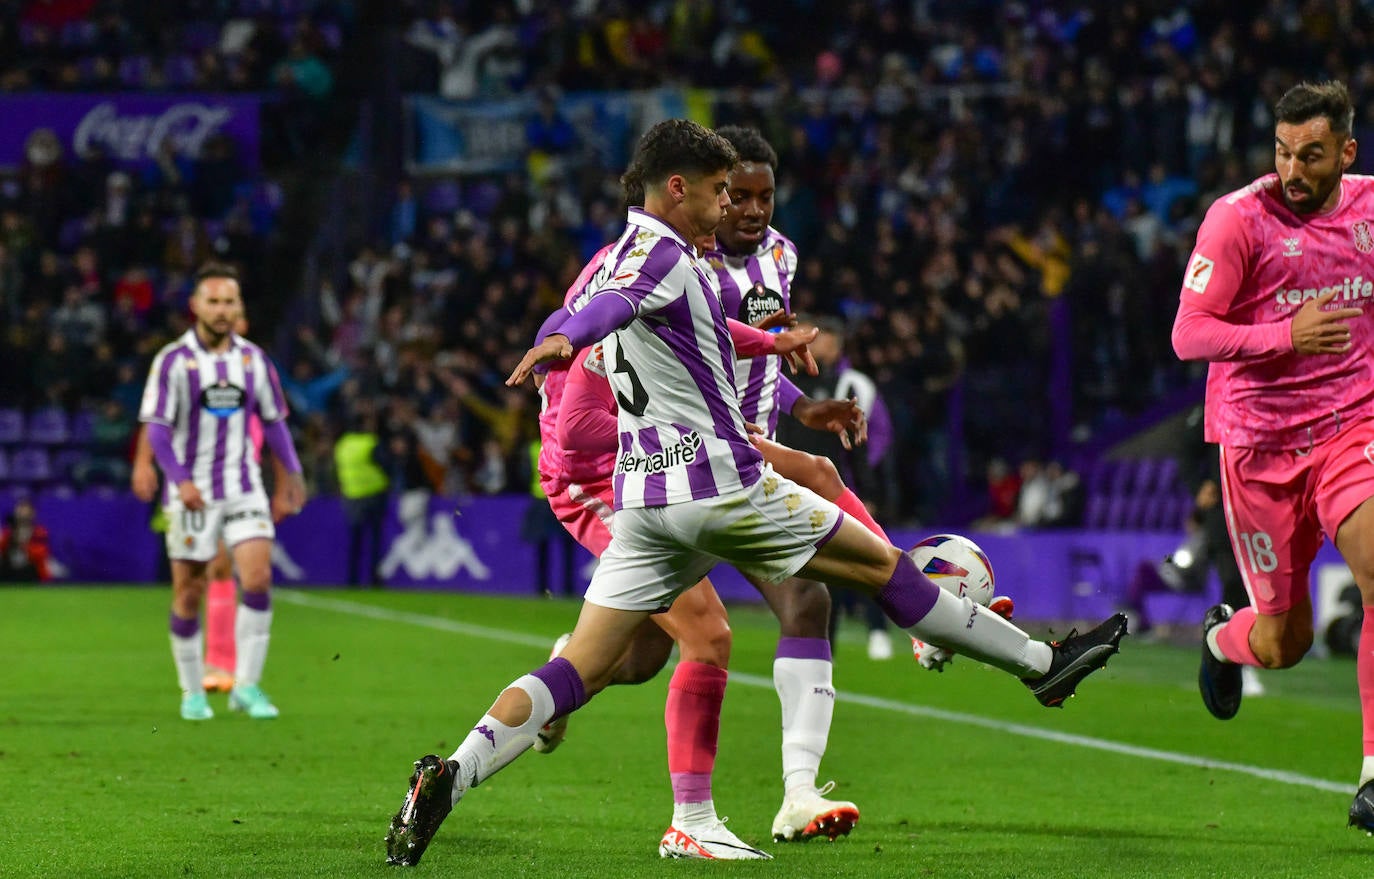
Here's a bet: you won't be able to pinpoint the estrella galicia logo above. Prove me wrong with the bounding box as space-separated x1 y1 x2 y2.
740 281 784 328
200 381 245 418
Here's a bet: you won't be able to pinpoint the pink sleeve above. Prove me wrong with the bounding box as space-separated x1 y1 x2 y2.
556 350 620 454
1172 199 1294 361
249 413 264 463
563 243 617 307
726 318 774 357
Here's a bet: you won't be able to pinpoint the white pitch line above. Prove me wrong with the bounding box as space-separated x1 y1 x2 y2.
277 590 1355 797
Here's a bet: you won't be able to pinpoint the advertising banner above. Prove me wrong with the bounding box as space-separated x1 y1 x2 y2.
0 94 261 169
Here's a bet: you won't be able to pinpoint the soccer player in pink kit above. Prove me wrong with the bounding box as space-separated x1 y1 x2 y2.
1171 80 1374 831
385 120 1127 866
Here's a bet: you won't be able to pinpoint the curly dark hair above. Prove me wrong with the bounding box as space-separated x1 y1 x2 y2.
715 125 777 170
1276 80 1354 137
629 119 738 192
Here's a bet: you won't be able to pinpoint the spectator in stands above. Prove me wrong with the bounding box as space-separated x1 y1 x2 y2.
334 408 390 587
0 498 51 583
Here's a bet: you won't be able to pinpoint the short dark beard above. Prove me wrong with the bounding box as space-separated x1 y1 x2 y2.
1285 171 1343 214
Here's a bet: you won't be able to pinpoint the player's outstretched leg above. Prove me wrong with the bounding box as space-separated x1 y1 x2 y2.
1198 603 1243 720
1023 613 1131 708
385 755 459 866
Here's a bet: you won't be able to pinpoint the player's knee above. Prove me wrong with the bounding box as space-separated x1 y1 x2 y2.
677 618 732 668
809 454 844 498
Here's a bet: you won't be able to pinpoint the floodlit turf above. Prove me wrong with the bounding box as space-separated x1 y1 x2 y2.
1 585 1370 878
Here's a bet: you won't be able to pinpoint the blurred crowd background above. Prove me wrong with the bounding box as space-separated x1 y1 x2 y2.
4 0 1374 530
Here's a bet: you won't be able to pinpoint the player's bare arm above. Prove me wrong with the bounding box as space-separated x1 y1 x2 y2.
791 396 867 449
177 480 205 511
131 424 159 502
1290 288 1362 354
771 325 819 376
507 334 573 387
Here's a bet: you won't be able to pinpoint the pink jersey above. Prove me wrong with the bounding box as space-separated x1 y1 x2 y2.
1173 173 1374 450
537 244 616 495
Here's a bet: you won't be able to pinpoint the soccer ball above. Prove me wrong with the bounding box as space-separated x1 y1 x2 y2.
907 534 995 606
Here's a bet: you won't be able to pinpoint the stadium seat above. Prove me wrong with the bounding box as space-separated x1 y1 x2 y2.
1155 457 1180 495
25 408 70 445
0 448 8 482
0 407 22 445
52 449 90 481
8 448 53 485
1132 458 1161 495
1083 493 1108 529
69 409 96 446
424 180 463 216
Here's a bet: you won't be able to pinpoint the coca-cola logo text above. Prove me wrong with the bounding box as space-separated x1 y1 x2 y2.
74 101 234 160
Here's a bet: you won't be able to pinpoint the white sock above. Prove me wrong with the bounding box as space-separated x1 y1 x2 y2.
170 632 204 697
446 673 555 806
1361 756 1374 787
904 588 1052 677
234 603 272 688
1205 625 1228 662
672 799 717 828
773 656 834 794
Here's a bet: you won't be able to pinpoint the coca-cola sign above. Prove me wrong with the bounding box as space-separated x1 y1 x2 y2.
74 101 234 160
0 94 260 168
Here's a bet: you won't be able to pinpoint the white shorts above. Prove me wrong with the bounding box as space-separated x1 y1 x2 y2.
165 493 275 562
586 465 844 612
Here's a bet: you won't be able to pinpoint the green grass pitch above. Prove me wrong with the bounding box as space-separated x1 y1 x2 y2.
1 585 1370 878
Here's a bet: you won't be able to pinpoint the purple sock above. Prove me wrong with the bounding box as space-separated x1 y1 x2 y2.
776 636 831 661
241 590 271 612
874 552 941 628
169 612 199 638
531 656 588 721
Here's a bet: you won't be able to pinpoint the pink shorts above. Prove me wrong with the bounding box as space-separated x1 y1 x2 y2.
546 477 616 557
1220 415 1374 614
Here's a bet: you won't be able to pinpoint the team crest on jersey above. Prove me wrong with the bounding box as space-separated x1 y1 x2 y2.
1354 221 1374 254
771 242 786 268
740 281 784 326
200 381 246 418
184 356 198 369
1281 237 1302 258
1184 253 1214 293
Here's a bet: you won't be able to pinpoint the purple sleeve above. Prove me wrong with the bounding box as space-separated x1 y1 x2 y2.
777 375 804 414
553 293 637 350
533 307 571 345
261 418 303 474
147 422 191 484
865 395 894 467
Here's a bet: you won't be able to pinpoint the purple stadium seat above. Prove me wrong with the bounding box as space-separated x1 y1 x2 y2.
1109 459 1134 496
1083 493 1108 529
164 53 200 87
1155 457 1180 495
1104 493 1130 530
58 217 90 251
118 55 153 87
25 408 70 445
0 407 22 445
52 449 89 480
465 180 504 218
424 180 463 216
9 448 53 485
181 21 222 53
58 19 97 49
68 409 95 447
0 448 8 482
1132 458 1161 496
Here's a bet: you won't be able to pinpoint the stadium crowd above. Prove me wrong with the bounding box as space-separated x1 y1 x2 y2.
7 1 1374 527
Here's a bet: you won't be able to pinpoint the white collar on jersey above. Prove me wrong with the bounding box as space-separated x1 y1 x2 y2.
626 207 692 250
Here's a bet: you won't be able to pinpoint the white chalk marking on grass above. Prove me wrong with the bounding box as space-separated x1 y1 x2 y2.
278 590 1355 797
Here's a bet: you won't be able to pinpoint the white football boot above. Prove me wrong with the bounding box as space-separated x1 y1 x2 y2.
659 818 772 859
532 633 573 753
771 781 860 842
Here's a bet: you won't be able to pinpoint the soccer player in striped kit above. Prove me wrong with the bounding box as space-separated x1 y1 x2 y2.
138 262 306 721
385 121 1127 866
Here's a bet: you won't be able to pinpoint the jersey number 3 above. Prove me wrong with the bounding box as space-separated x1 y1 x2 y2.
611 335 649 417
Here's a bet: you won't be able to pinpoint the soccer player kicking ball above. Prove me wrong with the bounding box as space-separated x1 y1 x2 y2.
384 120 1127 866
1173 80 1374 833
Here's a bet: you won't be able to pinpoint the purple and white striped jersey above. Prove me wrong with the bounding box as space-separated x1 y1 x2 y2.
138 329 290 503
706 227 798 439
569 208 764 509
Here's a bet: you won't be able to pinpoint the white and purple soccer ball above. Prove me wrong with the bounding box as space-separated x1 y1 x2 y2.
907 533 995 607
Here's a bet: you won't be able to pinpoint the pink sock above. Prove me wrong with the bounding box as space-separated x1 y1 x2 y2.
665 661 727 804
1360 607 1374 755
1214 606 1261 666
204 578 237 672
832 487 888 543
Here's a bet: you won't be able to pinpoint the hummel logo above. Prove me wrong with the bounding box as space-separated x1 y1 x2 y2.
1282 237 1303 257
474 724 496 746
